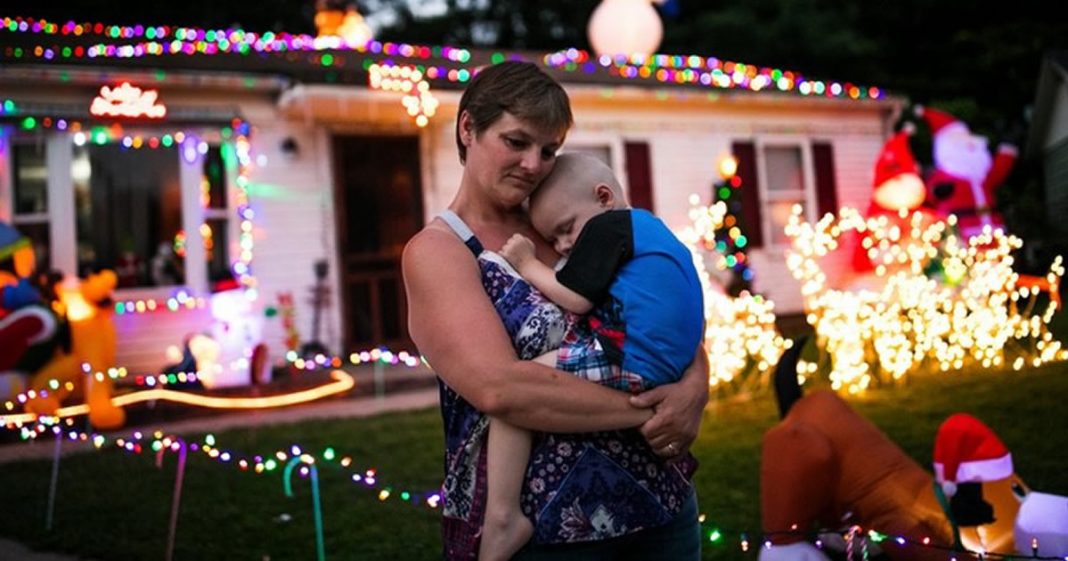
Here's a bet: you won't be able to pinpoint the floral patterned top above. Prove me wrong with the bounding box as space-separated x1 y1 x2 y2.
435 210 697 560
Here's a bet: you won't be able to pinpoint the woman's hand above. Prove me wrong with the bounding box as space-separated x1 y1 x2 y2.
630 346 709 459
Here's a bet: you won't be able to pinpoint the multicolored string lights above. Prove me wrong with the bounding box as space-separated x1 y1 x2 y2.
543 47 885 100
14 420 1068 559
1 16 887 103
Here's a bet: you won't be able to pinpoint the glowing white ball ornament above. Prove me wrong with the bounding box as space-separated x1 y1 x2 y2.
587 0 664 57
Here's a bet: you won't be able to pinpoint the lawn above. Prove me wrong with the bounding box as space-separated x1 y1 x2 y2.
1 360 1067 560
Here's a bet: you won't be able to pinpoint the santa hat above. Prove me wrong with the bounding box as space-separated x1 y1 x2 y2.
871 125 926 211
873 126 920 188
914 105 968 138
933 413 1014 497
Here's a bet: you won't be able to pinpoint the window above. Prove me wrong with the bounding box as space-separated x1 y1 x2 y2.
1 129 236 293
73 143 183 288
731 139 838 249
762 145 806 247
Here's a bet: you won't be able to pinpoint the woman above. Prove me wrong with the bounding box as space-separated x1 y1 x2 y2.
402 61 709 560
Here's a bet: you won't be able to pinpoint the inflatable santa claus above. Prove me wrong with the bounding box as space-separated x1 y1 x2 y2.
916 106 1018 239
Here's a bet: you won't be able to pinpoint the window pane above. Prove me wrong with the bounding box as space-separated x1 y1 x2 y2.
202 145 227 209
73 144 183 288
13 142 48 214
768 200 804 246
205 217 230 286
765 146 803 193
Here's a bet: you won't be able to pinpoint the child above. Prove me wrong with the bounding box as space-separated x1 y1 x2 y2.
478 152 705 560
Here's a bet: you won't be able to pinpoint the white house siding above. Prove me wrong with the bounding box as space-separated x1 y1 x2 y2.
3 70 899 376
563 88 898 314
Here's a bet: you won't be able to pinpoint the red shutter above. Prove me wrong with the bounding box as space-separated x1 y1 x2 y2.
732 141 763 249
624 141 654 212
812 141 839 218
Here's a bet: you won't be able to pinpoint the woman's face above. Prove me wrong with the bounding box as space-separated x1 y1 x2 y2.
461 110 565 209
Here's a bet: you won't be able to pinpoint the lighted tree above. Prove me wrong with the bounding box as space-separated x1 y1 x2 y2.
707 155 754 296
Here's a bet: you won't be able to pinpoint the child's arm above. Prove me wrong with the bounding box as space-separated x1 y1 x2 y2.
500 234 594 314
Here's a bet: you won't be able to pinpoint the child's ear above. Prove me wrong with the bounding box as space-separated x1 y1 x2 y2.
595 183 615 208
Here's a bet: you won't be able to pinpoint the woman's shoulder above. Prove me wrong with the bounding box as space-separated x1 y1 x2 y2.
403 221 471 272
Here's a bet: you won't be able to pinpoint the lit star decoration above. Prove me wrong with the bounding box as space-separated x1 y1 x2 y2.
784 205 1066 393
368 62 439 127
678 195 789 388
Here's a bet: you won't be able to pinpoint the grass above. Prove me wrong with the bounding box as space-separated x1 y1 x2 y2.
1 359 1067 560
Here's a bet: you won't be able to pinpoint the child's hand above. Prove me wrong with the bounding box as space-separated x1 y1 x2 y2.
500 234 536 270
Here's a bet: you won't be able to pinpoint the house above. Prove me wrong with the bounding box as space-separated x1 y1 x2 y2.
1026 51 1068 241
0 16 904 383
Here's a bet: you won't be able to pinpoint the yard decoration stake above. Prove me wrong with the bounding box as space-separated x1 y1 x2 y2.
155 437 188 561
45 427 61 531
284 455 326 561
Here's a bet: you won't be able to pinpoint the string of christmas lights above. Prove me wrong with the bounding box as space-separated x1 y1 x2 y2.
543 48 884 100
13 421 1066 559
1 16 887 103
285 348 424 373
2 344 423 422
677 196 789 388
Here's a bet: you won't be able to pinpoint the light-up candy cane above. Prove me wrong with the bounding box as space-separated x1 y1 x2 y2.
283 454 326 561
155 436 188 561
45 424 62 531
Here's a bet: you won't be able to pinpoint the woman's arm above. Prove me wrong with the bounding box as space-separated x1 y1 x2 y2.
500 233 592 314
402 226 651 433
630 344 710 457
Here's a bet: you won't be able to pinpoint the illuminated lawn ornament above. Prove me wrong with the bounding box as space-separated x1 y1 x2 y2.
368 63 439 128
90 82 167 118
785 206 1065 393
678 196 789 389
1 369 354 426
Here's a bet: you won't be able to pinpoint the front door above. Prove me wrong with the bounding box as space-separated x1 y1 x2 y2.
332 135 423 351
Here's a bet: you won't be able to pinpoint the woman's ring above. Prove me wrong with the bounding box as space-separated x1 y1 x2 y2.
666 443 677 454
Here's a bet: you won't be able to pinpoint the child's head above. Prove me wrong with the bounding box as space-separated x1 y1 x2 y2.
529 152 629 256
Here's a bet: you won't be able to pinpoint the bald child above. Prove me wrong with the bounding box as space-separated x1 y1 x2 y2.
479 153 705 560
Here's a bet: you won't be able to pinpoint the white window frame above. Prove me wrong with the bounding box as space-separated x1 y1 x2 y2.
754 136 818 249
0 127 238 297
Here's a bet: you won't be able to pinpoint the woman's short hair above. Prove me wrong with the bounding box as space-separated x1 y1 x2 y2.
455 61 573 164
